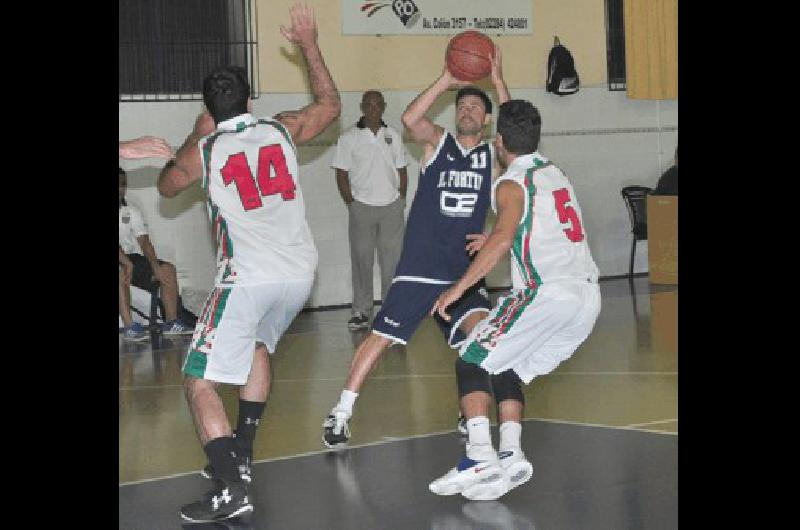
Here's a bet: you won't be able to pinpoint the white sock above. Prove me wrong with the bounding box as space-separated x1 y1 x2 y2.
465 416 495 460
499 421 522 452
334 389 358 416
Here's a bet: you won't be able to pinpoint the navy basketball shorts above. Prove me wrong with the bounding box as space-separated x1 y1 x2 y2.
371 280 491 348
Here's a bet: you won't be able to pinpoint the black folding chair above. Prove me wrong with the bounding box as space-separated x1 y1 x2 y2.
620 186 653 279
129 280 163 331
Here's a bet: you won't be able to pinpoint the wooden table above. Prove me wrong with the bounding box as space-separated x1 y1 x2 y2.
647 195 678 284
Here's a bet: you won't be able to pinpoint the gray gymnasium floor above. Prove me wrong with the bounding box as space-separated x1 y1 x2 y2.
119 276 678 529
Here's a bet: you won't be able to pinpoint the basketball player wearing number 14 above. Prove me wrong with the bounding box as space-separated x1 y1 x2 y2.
157 4 340 523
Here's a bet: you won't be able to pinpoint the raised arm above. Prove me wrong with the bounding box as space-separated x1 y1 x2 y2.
275 3 341 145
490 45 510 105
401 73 449 150
401 37 479 153
157 112 215 198
431 180 525 320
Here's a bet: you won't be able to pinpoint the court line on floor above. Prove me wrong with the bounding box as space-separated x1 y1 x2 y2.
119 416 677 487
624 418 678 428
119 371 678 391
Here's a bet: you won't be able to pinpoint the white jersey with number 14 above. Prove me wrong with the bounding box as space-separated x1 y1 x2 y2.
199 113 318 286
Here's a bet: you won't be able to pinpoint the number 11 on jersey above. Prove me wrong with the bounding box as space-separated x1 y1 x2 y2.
221 144 297 211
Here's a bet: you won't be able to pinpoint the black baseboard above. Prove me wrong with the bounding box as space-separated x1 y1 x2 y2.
301 273 650 313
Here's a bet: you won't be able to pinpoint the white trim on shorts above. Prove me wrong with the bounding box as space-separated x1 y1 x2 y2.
371 329 407 345
392 275 453 285
448 307 490 349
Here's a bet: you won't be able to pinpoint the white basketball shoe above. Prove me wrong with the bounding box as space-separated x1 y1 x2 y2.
429 452 508 498
497 447 533 492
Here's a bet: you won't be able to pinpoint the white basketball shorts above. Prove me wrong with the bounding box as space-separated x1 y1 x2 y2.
182 280 313 385
459 279 601 384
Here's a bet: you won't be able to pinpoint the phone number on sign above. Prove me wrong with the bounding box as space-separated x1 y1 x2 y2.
422 17 529 30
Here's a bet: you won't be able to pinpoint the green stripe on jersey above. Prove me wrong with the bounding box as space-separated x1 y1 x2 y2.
511 167 543 286
219 214 234 259
201 132 224 192
208 200 234 260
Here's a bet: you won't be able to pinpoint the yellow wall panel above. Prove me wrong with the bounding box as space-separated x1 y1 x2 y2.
624 0 678 100
258 0 608 92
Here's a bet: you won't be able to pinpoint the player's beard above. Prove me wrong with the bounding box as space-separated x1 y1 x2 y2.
456 118 483 137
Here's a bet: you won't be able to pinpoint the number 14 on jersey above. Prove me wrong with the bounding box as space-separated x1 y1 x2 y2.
221 145 297 211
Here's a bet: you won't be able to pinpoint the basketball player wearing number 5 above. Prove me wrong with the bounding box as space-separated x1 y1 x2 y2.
158 4 340 523
428 100 601 500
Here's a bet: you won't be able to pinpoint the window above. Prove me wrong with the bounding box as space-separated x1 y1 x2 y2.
119 0 258 101
604 0 626 91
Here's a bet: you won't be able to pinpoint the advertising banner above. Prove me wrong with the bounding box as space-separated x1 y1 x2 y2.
342 0 533 35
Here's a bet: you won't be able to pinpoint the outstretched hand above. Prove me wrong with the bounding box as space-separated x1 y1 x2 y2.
119 136 174 160
280 3 318 49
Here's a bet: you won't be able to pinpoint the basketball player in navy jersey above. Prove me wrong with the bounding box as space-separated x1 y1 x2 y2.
322 48 518 454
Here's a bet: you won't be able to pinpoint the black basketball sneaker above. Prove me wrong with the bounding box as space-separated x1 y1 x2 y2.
322 411 351 449
180 482 253 523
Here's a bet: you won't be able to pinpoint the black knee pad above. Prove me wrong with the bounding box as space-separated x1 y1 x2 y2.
455 357 492 398
491 369 524 404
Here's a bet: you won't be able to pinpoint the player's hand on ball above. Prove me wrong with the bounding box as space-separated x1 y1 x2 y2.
466 233 488 256
441 64 471 88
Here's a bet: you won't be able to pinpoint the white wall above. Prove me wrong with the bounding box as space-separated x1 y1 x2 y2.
119 88 677 308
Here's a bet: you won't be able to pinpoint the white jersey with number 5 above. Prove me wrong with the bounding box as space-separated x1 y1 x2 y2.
492 152 598 290
199 113 317 286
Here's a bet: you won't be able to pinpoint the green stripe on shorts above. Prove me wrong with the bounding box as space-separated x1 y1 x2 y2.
461 287 538 367
462 341 490 366
183 349 208 379
182 288 232 379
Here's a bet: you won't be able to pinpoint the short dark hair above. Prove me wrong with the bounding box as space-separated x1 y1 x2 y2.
119 167 126 177
497 100 541 155
202 65 250 123
456 86 492 115
362 90 385 103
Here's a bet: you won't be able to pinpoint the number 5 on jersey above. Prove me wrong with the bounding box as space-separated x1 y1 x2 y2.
553 188 585 242
221 145 297 211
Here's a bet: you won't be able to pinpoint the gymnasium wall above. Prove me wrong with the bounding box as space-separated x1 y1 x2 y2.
119 0 678 309
258 0 607 91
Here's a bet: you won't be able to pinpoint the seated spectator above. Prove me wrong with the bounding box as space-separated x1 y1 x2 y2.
654 144 678 196
119 167 193 340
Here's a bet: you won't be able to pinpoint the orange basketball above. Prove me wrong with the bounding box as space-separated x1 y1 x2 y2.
446 31 495 82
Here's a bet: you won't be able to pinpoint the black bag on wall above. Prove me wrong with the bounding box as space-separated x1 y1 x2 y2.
546 37 580 96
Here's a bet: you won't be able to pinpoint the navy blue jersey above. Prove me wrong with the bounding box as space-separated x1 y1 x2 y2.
395 131 493 282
